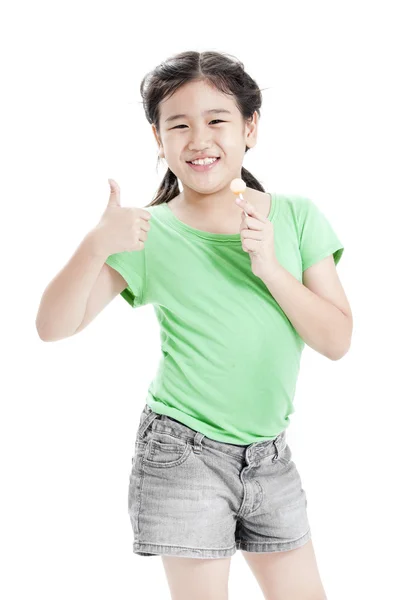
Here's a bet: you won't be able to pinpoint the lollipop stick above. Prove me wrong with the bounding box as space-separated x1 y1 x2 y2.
239 192 248 217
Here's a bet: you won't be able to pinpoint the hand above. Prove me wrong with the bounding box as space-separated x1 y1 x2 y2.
235 196 280 278
93 179 152 256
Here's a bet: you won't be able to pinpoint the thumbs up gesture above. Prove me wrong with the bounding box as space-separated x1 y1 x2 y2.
94 179 152 256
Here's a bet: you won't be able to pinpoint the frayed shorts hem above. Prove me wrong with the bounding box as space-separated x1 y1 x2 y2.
132 528 311 558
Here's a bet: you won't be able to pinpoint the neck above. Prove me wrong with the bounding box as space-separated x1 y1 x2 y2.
178 182 251 217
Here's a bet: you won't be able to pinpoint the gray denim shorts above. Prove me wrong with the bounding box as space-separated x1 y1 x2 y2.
128 404 311 559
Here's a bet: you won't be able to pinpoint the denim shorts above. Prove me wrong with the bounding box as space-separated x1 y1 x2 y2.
128 404 311 559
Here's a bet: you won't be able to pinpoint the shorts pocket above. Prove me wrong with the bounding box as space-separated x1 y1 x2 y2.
143 433 191 468
131 440 148 467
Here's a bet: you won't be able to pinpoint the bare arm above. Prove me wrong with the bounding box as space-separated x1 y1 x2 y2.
73 262 127 335
35 230 126 342
258 255 352 360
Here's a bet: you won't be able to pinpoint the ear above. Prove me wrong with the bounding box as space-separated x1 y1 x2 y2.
245 111 258 149
151 123 163 152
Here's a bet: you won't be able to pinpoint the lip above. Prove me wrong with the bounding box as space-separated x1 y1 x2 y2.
186 157 221 172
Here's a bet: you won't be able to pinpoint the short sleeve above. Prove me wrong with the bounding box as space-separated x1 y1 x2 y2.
296 196 344 271
105 249 146 308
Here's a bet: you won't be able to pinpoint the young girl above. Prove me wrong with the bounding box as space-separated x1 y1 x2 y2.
37 51 352 600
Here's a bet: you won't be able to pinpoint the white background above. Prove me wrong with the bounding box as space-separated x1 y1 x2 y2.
2 0 399 598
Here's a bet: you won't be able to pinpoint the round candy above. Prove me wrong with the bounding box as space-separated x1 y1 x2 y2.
230 178 246 194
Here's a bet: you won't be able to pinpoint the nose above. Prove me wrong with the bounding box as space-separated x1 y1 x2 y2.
187 124 214 152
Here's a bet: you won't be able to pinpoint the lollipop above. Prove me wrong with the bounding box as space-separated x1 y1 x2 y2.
230 178 248 216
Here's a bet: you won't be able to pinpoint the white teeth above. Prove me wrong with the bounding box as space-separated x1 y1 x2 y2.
190 157 218 165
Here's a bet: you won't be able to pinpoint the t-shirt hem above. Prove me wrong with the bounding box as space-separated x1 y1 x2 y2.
302 245 344 272
146 396 286 444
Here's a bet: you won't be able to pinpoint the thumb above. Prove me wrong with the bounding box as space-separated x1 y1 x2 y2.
107 178 121 207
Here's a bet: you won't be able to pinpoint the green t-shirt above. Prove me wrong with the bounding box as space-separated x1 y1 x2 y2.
105 192 344 445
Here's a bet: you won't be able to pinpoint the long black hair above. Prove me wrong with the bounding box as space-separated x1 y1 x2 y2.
140 51 269 207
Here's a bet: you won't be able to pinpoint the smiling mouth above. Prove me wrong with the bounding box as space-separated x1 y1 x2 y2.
185 157 221 171
186 157 220 164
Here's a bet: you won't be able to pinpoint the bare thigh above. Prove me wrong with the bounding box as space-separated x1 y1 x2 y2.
242 539 327 600
161 555 232 600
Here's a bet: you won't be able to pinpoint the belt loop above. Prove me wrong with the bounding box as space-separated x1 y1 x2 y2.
193 432 204 454
138 412 158 439
272 438 280 462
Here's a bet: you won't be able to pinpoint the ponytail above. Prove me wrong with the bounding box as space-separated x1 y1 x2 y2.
145 164 265 208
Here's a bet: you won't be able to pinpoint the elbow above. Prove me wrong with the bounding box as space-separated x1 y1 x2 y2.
328 346 350 361
35 322 57 342
36 327 52 342
327 313 353 361
36 323 48 342
327 338 352 361
36 316 49 341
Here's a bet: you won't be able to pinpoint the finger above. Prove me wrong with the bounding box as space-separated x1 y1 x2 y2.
108 178 121 206
235 197 266 222
241 214 265 230
241 228 264 240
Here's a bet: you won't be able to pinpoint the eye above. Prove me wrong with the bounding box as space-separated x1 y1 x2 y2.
172 119 225 130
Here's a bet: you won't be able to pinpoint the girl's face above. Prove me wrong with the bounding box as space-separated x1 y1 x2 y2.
152 79 258 195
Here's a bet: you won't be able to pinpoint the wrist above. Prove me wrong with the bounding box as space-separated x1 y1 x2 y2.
257 260 283 283
85 227 110 260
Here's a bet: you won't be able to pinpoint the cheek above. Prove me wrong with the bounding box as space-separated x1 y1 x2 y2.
221 133 245 153
163 141 182 162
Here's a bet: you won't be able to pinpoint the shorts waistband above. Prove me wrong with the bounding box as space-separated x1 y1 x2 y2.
139 404 287 464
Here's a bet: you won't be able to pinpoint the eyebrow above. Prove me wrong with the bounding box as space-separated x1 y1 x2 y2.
164 108 232 124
